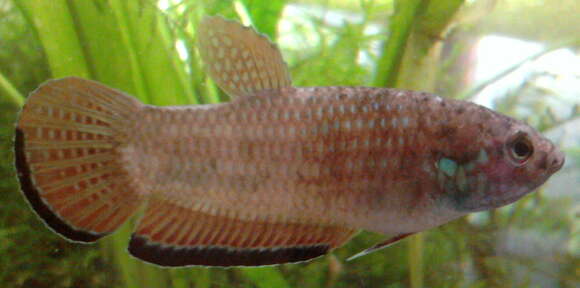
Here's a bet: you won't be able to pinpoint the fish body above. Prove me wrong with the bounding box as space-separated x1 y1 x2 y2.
14 17 564 267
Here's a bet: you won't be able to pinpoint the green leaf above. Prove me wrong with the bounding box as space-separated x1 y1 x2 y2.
15 0 90 78
0 70 24 106
241 267 291 288
373 0 425 87
240 0 287 39
106 0 196 105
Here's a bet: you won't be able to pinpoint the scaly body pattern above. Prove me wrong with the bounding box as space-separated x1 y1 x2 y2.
15 16 564 267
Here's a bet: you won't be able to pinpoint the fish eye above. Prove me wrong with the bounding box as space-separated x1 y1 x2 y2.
507 133 533 164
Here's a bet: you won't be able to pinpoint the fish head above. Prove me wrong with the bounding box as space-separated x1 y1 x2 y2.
440 109 565 213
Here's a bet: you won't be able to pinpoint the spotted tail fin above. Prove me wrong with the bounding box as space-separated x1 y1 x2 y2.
15 77 144 242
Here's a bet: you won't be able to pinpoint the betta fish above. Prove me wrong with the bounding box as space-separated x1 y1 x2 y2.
14 16 564 267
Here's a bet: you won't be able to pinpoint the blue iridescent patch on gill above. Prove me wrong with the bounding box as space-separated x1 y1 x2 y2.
438 157 457 177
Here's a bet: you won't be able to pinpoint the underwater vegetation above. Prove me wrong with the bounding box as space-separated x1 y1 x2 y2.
0 0 578 287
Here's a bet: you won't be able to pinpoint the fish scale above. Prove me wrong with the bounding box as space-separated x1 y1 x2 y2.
14 16 564 267
123 87 490 233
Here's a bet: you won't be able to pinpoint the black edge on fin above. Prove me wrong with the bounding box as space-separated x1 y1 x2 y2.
128 234 330 267
14 128 105 243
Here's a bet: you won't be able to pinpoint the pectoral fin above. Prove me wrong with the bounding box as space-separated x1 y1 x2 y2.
347 232 414 261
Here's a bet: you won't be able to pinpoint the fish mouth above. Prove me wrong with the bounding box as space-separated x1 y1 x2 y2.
470 159 563 212
549 149 565 174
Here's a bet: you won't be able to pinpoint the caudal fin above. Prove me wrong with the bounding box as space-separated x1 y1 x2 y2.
15 77 144 242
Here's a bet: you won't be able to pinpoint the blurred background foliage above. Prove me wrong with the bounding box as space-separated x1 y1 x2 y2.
0 0 578 287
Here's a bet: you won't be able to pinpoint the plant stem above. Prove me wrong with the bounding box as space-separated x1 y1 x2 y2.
108 0 151 104
110 223 141 288
241 267 291 288
0 72 24 106
193 269 211 288
409 233 424 288
372 0 425 87
169 270 189 288
15 0 90 78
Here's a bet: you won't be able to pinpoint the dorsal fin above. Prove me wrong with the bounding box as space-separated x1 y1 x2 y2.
197 16 292 98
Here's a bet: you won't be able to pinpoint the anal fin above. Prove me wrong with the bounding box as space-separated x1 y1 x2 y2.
128 198 357 267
